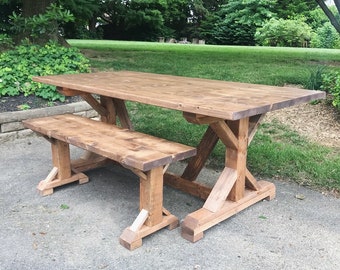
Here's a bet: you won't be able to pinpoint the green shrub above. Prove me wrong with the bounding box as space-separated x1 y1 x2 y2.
321 71 340 109
0 34 14 52
0 42 90 101
310 22 340 49
255 18 313 47
305 66 325 90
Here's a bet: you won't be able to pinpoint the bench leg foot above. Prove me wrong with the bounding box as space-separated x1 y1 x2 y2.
37 166 89 196
36 139 89 196
119 229 143 251
39 188 54 197
119 214 178 251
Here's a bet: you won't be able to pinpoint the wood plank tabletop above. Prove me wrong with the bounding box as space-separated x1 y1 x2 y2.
33 71 326 120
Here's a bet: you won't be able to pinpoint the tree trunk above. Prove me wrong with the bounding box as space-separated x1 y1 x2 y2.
22 0 55 17
315 0 340 34
21 0 66 45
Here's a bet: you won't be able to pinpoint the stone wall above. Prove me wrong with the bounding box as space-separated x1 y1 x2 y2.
0 102 98 143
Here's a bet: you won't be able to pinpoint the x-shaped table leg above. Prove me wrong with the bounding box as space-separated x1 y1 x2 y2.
165 113 276 242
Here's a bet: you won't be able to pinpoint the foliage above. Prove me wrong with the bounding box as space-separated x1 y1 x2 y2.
163 0 191 39
0 33 14 51
1 0 339 47
0 42 90 101
124 1 165 41
305 66 325 90
315 0 340 35
57 0 99 20
213 0 275 45
255 18 313 47
59 0 101 39
9 3 74 44
273 0 318 20
97 0 173 41
321 71 340 109
308 6 332 30
311 22 340 48
0 0 21 34
196 13 219 43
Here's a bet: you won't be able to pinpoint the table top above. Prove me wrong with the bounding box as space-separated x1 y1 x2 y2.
33 71 325 120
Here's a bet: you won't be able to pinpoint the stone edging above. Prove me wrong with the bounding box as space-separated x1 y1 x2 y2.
0 101 98 142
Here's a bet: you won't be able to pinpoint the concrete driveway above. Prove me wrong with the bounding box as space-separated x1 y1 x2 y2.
1 136 339 270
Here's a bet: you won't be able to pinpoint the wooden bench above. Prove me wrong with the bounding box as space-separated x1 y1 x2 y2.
23 113 196 250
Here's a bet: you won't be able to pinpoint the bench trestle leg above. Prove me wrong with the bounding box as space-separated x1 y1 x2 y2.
37 139 89 196
119 166 179 250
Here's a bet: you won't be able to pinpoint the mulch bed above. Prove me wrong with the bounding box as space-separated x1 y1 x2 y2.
0 94 82 113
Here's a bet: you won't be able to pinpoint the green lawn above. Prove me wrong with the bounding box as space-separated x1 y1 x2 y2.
69 39 340 194
69 39 340 87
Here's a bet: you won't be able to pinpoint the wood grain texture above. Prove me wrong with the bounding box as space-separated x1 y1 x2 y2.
33 71 326 120
23 114 196 171
181 126 219 181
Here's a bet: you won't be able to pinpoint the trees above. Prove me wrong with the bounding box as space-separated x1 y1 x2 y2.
1 0 74 45
95 0 191 41
22 0 53 17
1 0 101 44
1 0 340 47
60 0 100 39
97 0 168 41
213 0 275 45
311 22 340 47
0 0 90 102
274 0 318 19
315 0 340 34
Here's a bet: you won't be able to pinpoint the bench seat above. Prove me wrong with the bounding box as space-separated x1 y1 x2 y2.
23 114 196 171
23 113 196 250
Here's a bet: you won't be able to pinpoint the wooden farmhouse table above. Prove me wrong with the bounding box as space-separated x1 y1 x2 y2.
33 71 325 244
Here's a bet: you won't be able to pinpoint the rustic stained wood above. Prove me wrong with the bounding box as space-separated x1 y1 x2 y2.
181 181 276 242
23 114 196 172
99 96 116 124
181 126 219 181
30 71 326 248
23 113 195 250
35 138 89 196
164 173 212 200
226 118 249 202
34 71 325 121
112 98 133 129
80 93 108 116
203 167 237 212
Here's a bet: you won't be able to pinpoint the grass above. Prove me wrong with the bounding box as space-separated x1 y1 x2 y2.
69 39 340 86
69 39 340 194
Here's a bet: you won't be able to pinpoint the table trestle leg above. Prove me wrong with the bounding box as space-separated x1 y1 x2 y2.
181 116 276 242
70 96 133 172
181 126 219 181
